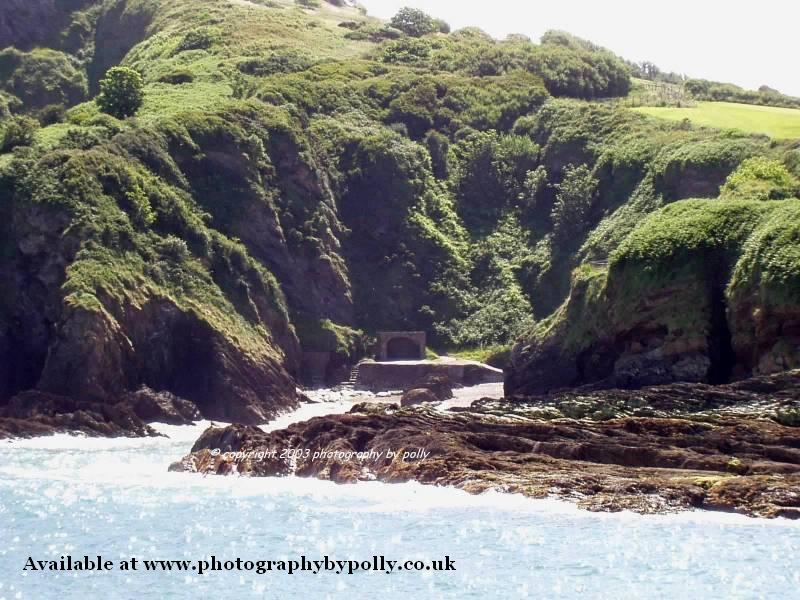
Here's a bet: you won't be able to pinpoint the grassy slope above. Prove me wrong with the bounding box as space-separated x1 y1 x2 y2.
635 102 800 140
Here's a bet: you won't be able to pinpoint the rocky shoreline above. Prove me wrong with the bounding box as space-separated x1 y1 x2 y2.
170 371 800 519
0 386 200 439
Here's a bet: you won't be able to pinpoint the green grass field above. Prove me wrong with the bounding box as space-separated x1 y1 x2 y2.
635 101 800 140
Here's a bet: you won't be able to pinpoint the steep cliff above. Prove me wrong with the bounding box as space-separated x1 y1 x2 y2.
507 200 800 394
0 0 798 431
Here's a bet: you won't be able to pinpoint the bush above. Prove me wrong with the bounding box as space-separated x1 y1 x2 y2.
33 103 66 126
720 157 799 201
1 115 39 152
0 48 88 110
175 28 218 53
158 70 194 85
59 128 104 150
380 38 433 65
296 0 321 7
237 52 314 77
96 67 144 119
390 7 438 37
551 164 597 241
425 130 450 179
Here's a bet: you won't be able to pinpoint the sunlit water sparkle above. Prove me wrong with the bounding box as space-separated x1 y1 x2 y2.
1 397 799 599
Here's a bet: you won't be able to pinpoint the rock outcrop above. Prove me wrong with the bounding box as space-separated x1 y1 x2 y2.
400 388 438 407
171 371 800 519
508 200 800 396
0 385 203 439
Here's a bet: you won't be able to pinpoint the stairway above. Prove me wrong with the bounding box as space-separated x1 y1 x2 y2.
340 363 360 390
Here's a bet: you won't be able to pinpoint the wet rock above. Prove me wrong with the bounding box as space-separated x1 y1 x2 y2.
125 386 200 425
0 390 155 439
349 402 398 415
174 372 800 519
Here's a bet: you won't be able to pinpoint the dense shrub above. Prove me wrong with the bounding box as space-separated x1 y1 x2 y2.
686 79 800 109
0 48 87 110
390 7 439 37
720 157 799 201
175 28 219 53
0 115 39 152
238 52 314 77
96 67 144 119
452 131 540 231
158 70 194 85
551 164 597 242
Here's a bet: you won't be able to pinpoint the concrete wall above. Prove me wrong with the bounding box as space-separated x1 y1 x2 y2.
357 361 502 392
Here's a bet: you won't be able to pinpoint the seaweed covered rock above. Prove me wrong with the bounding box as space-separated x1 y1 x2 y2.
172 372 800 518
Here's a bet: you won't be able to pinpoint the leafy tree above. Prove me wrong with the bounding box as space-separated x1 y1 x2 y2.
720 157 800 201
96 67 144 119
453 131 539 231
390 7 438 37
425 130 450 179
0 115 39 152
551 164 597 241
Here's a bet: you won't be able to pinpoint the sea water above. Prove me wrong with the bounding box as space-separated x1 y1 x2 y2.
1 404 799 599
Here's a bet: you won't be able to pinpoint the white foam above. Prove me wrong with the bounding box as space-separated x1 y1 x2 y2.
2 389 799 527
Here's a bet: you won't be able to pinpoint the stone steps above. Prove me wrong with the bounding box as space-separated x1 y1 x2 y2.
340 364 361 389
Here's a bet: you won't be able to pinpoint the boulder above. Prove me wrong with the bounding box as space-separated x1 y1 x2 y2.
125 386 200 425
420 374 453 400
400 388 438 407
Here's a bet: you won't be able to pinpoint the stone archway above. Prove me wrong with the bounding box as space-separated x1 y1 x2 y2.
377 331 426 361
386 337 421 360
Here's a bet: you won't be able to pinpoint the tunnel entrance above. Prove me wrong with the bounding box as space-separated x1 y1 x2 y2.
377 331 426 361
386 337 422 360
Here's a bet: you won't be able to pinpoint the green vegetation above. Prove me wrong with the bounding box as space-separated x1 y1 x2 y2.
390 7 440 38
720 157 800 201
0 47 87 113
635 102 800 140
0 0 797 394
685 79 800 110
96 67 145 119
295 319 366 361
447 345 511 368
377 26 630 99
1 116 40 152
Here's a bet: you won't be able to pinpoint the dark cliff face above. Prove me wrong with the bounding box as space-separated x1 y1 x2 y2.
0 196 300 425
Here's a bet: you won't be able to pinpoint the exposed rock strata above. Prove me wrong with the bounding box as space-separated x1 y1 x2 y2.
171 372 800 519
